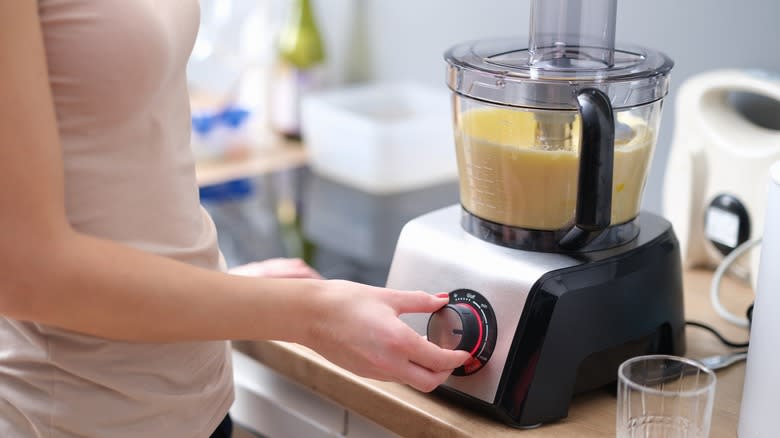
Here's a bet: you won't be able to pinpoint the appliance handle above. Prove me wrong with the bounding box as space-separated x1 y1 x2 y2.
559 88 615 250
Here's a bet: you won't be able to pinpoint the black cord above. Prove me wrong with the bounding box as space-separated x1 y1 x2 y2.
685 321 749 349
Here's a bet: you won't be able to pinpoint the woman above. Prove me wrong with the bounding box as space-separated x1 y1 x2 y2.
0 2 469 437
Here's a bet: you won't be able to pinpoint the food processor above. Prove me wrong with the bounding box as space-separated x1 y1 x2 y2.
387 0 686 427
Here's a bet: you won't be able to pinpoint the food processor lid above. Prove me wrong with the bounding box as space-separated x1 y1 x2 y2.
446 1 673 110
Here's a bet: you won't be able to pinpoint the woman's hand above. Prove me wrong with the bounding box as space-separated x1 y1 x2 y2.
232 262 468 391
229 258 323 280
303 280 471 393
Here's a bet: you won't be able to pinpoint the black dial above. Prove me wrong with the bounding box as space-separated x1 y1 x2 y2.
426 289 497 376
427 304 483 355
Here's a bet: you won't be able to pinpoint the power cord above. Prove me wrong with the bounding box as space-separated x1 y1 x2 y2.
686 296 753 348
709 238 762 327
682 239 758 350
685 320 750 349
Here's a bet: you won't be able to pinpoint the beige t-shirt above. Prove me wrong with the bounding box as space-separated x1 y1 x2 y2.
0 1 234 436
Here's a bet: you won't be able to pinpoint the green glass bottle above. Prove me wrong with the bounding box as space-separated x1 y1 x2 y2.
268 0 326 140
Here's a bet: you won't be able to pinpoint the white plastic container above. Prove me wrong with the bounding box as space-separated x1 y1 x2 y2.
301 82 457 194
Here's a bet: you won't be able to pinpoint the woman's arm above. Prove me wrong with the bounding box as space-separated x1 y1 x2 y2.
0 2 467 392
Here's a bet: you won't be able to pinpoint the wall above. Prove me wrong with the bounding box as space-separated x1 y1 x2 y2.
193 0 780 213
312 0 780 213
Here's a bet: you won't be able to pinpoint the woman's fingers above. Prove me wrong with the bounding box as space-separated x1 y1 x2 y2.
352 333 466 391
305 280 471 393
385 289 449 315
395 361 455 393
380 290 470 372
406 331 471 372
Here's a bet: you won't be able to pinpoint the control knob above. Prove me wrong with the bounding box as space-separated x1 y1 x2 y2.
427 303 484 356
426 289 497 375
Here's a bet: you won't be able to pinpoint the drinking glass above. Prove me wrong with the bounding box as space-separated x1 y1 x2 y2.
617 355 716 438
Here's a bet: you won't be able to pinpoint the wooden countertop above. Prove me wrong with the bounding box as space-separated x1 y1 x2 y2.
234 269 753 437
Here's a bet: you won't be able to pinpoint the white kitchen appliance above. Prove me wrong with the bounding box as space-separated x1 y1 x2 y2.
738 161 780 437
663 69 780 290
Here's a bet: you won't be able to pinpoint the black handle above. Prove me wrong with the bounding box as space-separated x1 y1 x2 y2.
559 88 615 250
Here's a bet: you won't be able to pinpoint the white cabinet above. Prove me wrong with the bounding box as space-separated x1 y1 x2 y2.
230 350 399 438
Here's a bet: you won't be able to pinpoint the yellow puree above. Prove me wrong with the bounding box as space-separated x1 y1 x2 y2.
455 109 654 230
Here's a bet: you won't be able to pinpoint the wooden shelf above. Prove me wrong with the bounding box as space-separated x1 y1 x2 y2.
195 136 308 187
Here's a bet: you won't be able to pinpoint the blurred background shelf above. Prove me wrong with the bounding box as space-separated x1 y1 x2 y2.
195 137 308 188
